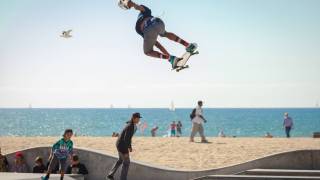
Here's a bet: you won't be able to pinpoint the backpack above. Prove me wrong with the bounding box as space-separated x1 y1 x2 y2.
190 108 196 120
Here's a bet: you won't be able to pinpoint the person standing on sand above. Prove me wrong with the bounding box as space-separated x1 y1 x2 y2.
283 112 294 138
176 121 183 137
151 126 159 137
170 121 177 137
107 112 141 180
190 101 208 143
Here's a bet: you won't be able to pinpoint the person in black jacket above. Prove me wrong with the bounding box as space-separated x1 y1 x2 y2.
107 112 141 180
33 156 46 173
66 154 88 175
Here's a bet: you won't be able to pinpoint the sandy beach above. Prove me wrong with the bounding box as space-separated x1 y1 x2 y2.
0 137 319 170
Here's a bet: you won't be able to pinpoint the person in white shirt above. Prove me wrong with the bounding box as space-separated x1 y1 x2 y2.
190 101 208 143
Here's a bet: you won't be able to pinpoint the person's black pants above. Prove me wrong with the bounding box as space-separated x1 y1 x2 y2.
285 127 291 138
108 152 130 180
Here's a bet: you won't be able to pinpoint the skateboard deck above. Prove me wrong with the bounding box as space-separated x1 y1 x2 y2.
173 51 199 72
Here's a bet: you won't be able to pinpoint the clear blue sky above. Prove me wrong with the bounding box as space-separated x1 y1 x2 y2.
1 0 320 108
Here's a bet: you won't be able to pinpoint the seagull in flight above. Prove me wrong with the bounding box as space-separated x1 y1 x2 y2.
60 30 72 38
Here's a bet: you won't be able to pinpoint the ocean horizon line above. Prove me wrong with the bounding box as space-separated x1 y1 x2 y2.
0 107 319 109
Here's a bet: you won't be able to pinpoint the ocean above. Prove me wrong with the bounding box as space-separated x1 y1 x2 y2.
0 108 319 137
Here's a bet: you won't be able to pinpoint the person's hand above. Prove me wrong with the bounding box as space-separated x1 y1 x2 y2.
127 0 134 9
128 148 133 152
204 119 207 123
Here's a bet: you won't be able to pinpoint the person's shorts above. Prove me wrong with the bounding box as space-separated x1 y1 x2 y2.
143 18 166 54
47 154 67 172
171 130 176 136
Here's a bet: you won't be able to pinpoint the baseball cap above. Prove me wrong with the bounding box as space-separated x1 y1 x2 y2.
132 112 142 119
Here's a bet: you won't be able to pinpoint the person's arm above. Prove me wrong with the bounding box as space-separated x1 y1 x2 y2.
197 109 207 122
128 1 145 12
123 124 134 152
155 41 170 56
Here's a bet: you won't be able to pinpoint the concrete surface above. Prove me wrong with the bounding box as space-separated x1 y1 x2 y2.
194 175 320 180
242 169 320 176
3 147 320 180
0 173 83 180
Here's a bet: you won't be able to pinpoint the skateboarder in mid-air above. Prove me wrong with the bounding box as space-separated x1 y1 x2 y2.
119 0 198 69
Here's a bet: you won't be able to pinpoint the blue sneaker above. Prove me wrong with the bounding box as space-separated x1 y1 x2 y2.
186 43 198 53
169 56 181 69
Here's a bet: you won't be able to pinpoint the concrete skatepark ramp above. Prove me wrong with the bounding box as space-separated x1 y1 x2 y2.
0 173 83 180
2 147 320 180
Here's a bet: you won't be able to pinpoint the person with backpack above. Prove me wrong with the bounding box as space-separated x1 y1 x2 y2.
190 101 208 143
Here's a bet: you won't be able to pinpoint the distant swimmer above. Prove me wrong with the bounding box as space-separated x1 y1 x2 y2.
60 30 72 38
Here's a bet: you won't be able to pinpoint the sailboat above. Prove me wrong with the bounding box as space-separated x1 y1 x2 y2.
169 101 175 111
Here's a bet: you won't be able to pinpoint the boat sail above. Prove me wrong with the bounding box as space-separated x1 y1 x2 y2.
169 101 175 111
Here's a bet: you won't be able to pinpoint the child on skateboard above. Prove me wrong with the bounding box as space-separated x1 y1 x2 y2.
120 0 198 69
41 129 74 180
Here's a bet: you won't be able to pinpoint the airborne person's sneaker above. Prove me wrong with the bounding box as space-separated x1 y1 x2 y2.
186 43 198 53
169 56 181 69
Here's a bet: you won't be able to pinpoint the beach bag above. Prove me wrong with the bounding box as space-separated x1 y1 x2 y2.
190 108 196 120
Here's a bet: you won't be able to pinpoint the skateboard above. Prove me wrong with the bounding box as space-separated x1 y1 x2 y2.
173 51 199 72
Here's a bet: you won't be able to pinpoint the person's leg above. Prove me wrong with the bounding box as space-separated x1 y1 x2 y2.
286 127 291 138
162 31 197 53
285 127 290 138
43 155 58 180
190 123 198 142
163 32 189 47
59 159 67 180
199 124 207 142
143 23 169 60
108 152 124 177
120 153 130 180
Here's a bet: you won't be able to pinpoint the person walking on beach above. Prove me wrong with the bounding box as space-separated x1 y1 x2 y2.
190 101 208 143
41 129 74 180
283 112 294 138
176 121 183 137
107 112 141 180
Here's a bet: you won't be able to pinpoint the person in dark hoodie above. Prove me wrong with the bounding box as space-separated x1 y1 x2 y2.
66 154 88 175
106 112 141 180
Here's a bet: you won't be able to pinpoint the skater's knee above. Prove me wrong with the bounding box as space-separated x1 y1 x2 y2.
144 49 153 56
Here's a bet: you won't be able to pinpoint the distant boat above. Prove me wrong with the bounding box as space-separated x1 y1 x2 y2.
316 101 319 108
128 104 131 109
110 104 114 109
169 101 175 111
28 104 32 109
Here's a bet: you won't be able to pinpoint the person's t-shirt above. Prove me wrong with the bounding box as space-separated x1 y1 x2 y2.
33 164 46 173
171 124 176 131
52 138 73 159
192 106 204 124
283 117 293 127
66 163 88 175
135 5 153 37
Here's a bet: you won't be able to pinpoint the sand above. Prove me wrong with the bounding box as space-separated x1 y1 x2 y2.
0 137 319 170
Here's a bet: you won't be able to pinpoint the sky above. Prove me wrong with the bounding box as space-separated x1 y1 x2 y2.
0 0 320 108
